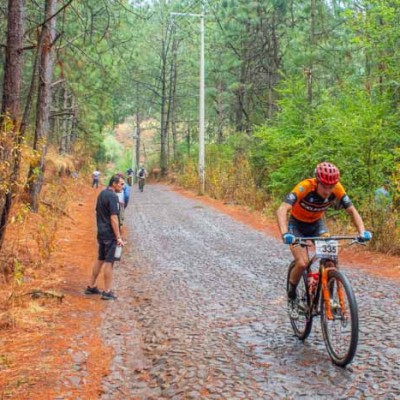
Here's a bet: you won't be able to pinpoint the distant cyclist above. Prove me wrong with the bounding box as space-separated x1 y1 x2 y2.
276 161 372 302
137 165 148 192
126 168 134 186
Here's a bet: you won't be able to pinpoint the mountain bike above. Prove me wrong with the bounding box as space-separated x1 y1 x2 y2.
287 235 364 367
127 174 133 186
138 177 145 192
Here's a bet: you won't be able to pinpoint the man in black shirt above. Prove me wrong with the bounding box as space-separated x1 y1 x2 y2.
85 174 125 300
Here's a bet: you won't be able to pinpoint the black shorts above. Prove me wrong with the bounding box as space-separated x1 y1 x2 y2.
98 238 117 262
288 216 328 238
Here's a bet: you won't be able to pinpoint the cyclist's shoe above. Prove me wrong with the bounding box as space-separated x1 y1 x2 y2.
288 299 299 320
84 286 101 295
287 282 297 300
297 297 309 314
101 290 117 300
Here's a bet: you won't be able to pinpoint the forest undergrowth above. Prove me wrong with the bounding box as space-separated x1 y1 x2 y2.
0 172 107 399
0 171 81 330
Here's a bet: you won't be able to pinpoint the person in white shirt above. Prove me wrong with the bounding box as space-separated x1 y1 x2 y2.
92 169 101 188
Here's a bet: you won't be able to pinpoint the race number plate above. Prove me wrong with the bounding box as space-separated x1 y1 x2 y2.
315 240 338 258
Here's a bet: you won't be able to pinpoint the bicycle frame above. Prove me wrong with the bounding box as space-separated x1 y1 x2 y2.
287 235 363 366
299 236 359 321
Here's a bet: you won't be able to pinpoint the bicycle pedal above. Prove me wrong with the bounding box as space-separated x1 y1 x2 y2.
290 310 299 320
288 302 299 320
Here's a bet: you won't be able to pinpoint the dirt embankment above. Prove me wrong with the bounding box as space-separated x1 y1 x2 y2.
0 181 110 399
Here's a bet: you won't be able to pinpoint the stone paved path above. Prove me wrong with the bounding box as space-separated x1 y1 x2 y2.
101 184 400 399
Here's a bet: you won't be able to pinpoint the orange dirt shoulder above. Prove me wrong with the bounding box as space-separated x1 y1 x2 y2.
0 182 110 399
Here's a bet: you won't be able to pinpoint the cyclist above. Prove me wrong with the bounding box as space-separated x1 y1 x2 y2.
276 161 372 303
126 168 134 186
137 165 148 192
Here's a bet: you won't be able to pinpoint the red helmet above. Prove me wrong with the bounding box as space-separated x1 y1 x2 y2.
315 162 340 185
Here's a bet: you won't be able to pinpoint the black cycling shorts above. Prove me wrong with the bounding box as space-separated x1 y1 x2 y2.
288 215 328 238
98 238 117 263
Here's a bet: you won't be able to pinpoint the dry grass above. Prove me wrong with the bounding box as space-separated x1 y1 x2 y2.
177 155 267 210
176 159 199 191
367 208 400 255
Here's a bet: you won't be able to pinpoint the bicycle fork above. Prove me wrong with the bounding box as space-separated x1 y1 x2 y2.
321 264 347 321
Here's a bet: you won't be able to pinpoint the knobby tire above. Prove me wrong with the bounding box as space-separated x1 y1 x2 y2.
138 178 145 191
287 261 312 340
320 269 359 367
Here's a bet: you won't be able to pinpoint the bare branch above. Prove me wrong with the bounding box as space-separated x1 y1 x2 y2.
40 0 75 28
51 79 66 87
20 44 37 51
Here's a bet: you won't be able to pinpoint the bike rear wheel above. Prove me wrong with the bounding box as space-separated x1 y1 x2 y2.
287 261 312 340
320 269 359 367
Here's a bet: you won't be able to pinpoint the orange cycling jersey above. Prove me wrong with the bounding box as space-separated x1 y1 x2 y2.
284 178 353 223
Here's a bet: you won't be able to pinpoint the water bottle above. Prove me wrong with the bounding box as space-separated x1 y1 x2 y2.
114 245 122 260
307 272 319 295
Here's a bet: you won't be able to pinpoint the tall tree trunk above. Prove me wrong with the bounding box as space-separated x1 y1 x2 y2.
267 16 280 119
0 0 24 249
235 83 244 132
160 35 169 177
1 0 23 121
20 29 42 140
186 125 191 155
170 37 178 161
216 79 224 143
136 110 141 169
307 0 316 104
62 87 69 154
28 0 58 212
52 86 60 151
165 44 174 167
235 57 248 132
69 95 76 152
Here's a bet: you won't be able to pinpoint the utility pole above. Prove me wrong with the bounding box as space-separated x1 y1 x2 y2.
199 11 205 195
131 126 138 181
136 110 141 171
171 6 205 194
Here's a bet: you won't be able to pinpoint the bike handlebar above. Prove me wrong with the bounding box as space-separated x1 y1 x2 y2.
294 235 359 241
293 235 366 247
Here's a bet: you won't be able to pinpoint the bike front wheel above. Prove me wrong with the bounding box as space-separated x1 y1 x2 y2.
287 261 312 340
138 178 145 191
320 269 359 367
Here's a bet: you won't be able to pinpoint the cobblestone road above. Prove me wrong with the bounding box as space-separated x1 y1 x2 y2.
101 185 400 399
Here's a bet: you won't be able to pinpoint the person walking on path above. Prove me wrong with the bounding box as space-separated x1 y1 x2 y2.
116 173 130 226
126 167 134 186
92 168 101 188
85 174 125 300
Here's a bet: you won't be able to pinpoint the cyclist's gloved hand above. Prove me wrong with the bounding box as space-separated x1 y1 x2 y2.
282 233 295 245
359 231 372 242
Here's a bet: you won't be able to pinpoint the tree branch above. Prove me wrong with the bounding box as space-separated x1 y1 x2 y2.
40 0 74 28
